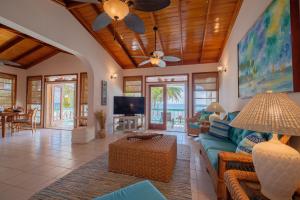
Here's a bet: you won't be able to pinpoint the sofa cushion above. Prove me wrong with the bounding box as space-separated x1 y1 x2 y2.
199 110 212 121
197 134 237 152
189 122 200 129
206 149 223 170
208 120 231 139
93 180 166 200
228 128 255 146
227 111 240 121
236 133 268 155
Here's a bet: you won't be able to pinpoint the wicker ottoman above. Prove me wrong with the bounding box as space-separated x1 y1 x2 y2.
109 135 177 182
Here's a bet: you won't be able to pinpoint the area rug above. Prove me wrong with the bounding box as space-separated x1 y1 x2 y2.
30 144 191 200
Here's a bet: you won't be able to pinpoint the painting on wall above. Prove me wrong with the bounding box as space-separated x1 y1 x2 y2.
101 80 107 105
238 0 293 98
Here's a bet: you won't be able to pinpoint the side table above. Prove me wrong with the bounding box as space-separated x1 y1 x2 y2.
224 170 300 200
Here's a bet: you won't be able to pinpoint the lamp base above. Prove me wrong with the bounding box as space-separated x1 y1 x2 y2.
252 140 300 200
209 113 220 123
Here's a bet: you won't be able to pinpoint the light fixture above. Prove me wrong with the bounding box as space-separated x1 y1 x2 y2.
110 73 118 79
217 65 227 72
150 57 160 65
103 0 129 21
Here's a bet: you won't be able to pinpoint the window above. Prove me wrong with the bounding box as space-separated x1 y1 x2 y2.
26 76 42 125
79 72 88 126
0 73 16 108
123 76 143 97
192 72 218 114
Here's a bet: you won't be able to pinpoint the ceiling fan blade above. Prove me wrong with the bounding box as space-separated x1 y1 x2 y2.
131 0 170 12
92 12 112 31
132 56 149 58
162 56 181 62
0 60 21 67
69 0 100 3
124 13 145 34
138 59 151 66
157 60 166 68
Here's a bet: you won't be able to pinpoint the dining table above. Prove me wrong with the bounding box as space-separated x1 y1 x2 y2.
0 112 19 138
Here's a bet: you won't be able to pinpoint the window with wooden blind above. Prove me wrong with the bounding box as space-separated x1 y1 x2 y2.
123 76 143 97
192 72 218 114
0 73 17 108
27 76 42 125
79 73 88 126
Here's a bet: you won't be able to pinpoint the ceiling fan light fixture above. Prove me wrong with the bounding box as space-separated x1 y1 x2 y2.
150 57 160 65
103 0 129 20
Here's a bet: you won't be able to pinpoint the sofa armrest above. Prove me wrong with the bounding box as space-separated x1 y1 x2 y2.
218 152 254 179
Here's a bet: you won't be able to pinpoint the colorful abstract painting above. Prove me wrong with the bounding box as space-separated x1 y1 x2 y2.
238 0 293 98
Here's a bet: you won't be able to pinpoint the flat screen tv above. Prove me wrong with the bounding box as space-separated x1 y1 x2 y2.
113 96 145 115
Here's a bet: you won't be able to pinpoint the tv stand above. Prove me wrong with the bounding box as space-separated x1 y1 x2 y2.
113 115 144 133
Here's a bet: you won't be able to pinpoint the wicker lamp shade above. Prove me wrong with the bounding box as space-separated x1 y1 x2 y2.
206 102 225 113
230 93 300 136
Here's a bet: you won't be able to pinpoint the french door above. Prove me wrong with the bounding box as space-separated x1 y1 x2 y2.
149 85 166 130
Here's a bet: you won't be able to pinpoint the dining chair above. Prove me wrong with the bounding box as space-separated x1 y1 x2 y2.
12 109 37 134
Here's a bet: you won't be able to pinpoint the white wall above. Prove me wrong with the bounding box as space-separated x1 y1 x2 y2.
124 63 218 125
27 53 87 76
219 0 300 149
0 65 26 108
0 0 123 134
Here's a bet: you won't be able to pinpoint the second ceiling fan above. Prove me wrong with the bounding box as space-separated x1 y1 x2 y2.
69 0 171 34
133 26 181 68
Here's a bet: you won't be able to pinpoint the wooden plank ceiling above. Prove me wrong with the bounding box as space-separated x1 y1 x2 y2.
54 0 242 69
0 25 64 69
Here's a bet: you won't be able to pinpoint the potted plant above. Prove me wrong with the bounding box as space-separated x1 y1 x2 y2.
95 110 106 138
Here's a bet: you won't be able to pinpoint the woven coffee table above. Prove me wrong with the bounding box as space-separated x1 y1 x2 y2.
108 135 177 182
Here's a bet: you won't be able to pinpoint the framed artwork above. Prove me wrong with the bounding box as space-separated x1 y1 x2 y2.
101 80 107 105
238 0 294 98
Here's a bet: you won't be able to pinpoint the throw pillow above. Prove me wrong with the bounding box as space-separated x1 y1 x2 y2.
236 133 267 155
208 119 231 139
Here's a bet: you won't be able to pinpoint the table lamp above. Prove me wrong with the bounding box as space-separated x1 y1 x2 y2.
206 102 225 123
230 92 300 200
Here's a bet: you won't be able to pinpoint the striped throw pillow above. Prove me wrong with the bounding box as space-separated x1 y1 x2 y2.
208 120 231 139
236 133 267 155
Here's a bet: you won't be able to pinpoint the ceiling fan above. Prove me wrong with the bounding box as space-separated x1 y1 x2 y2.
133 26 181 68
0 59 21 67
68 0 171 34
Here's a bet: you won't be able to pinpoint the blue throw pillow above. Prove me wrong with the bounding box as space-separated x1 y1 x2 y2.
236 133 267 155
208 119 231 139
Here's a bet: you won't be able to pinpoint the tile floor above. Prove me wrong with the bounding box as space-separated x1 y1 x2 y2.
0 129 216 200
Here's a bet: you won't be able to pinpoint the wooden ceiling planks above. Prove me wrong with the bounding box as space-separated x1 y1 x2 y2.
0 25 64 69
53 0 242 69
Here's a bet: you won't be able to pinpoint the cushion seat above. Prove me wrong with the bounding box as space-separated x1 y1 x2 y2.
93 180 166 200
206 149 223 170
197 135 237 152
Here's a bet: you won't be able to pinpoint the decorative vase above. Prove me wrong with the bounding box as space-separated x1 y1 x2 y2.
95 110 106 138
252 140 300 200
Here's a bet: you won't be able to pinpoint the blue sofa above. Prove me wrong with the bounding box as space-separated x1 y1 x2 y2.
196 112 291 200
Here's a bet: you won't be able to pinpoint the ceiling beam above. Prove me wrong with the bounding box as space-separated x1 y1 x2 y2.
199 0 212 63
178 0 184 64
135 34 148 56
218 0 243 61
91 4 138 67
64 1 89 10
12 45 44 62
0 36 23 53
150 13 165 53
0 25 68 54
24 50 59 69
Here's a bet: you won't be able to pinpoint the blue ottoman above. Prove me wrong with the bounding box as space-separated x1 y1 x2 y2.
93 180 167 200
